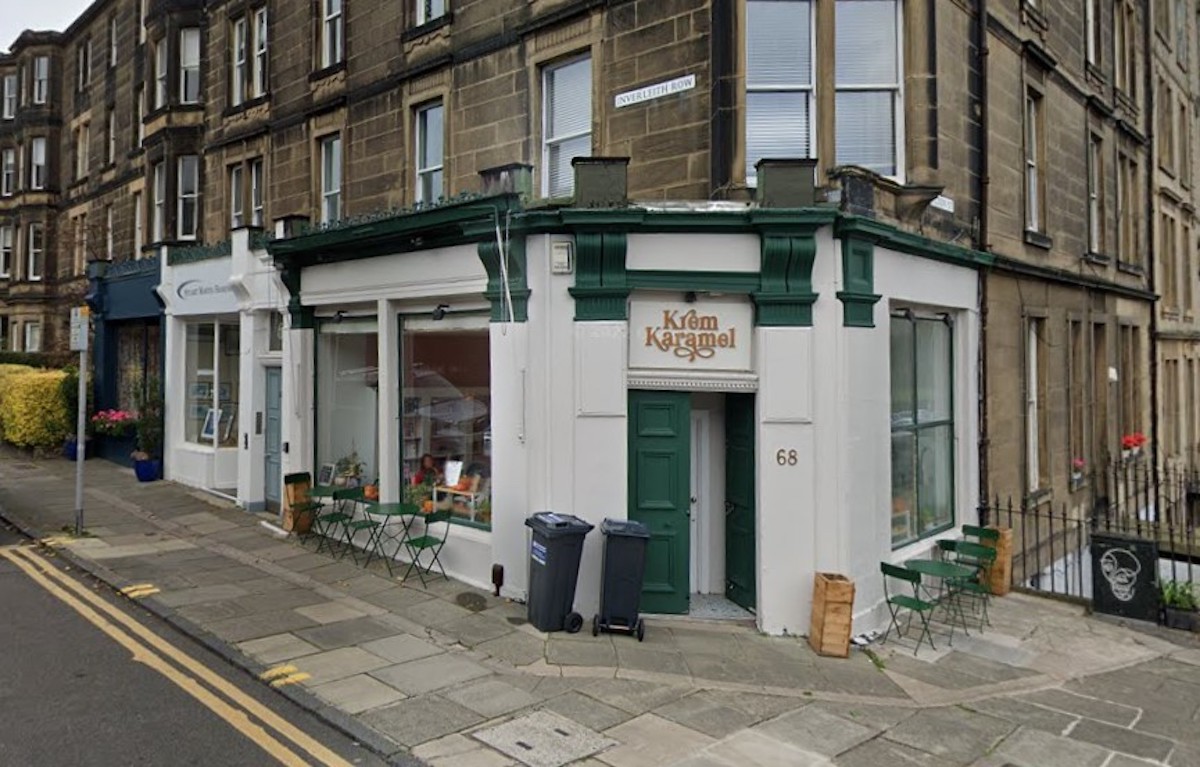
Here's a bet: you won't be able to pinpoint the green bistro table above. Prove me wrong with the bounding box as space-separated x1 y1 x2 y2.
905 558 975 638
358 500 421 576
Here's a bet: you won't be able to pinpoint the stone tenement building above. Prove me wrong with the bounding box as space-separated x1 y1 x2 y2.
0 0 1197 511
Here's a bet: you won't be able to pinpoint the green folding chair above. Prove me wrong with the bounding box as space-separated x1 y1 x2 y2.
345 510 382 567
403 510 451 587
962 524 1000 545
940 540 996 630
881 562 939 654
313 488 356 558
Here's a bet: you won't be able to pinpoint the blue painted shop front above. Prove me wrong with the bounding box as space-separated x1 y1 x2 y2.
85 258 164 468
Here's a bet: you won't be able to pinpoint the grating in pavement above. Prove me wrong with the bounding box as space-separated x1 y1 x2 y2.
471 710 615 767
456 592 488 612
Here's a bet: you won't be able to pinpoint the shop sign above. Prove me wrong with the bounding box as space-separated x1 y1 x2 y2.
170 258 238 315
629 297 752 372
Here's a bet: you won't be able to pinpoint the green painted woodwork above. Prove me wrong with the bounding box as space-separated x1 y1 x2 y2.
570 231 630 320
724 393 757 611
628 390 691 615
754 233 819 326
626 270 761 293
833 215 993 269
278 265 314 329
837 237 882 327
477 237 530 322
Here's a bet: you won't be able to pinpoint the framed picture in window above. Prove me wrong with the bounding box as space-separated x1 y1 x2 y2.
188 382 210 399
218 383 232 402
317 463 336 485
220 406 237 442
200 408 222 440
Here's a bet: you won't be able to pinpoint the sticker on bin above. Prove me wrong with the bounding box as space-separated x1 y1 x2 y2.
531 540 548 565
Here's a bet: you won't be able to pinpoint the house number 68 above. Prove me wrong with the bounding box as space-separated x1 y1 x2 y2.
775 449 798 466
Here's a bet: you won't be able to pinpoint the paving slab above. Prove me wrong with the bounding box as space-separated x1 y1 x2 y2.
360 634 445 665
613 644 690 676
310 673 408 714
412 734 518 767
236 633 323 665
597 713 714 767
438 613 517 648
1067 717 1174 762
292 646 392 685
294 617 400 650
230 588 328 614
832 737 956 767
360 585 436 612
362 695 484 748
548 637 618 667
882 705 1016 763
399 597 477 628
805 701 914 732
443 678 539 718
652 692 773 740
990 726 1111 767
539 691 635 732
960 696 1078 735
581 678 691 716
477 631 547 668
369 652 492 695
1017 688 1141 727
702 729 828 767
753 704 875 757
149 583 253 607
294 600 368 625
205 609 321 643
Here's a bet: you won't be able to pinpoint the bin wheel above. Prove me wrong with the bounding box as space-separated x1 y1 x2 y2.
592 615 600 637
565 612 584 634
636 619 645 642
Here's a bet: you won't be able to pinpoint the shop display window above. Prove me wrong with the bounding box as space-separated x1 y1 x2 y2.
184 322 240 446
316 316 379 488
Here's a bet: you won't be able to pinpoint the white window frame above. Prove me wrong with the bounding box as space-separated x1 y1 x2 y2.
1085 0 1098 65
155 40 168 109
320 134 342 224
2 74 16 119
1 148 14 196
415 101 444 203
135 86 145 144
105 204 114 259
106 108 117 166
133 190 144 255
180 28 201 104
110 15 119 67
178 155 200 240
27 223 43 281
250 157 264 226
1024 90 1042 233
231 17 248 107
76 123 90 180
1087 133 1102 254
24 322 41 353
1026 319 1043 493
322 0 344 69
75 213 88 274
745 0 815 186
541 55 592 198
139 0 147 44
252 8 268 98
32 57 49 104
417 0 447 26
0 225 12 277
833 0 904 179
152 162 165 242
77 39 91 90
230 164 245 229
30 137 45 190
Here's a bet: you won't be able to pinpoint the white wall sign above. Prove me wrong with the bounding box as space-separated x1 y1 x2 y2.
629 295 753 372
169 257 239 315
614 74 696 109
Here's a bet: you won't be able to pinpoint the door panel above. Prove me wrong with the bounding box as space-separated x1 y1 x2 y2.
629 390 691 614
264 368 282 511
725 393 756 611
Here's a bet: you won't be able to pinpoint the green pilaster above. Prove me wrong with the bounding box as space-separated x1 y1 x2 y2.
836 237 882 327
753 233 819 326
570 231 630 320
477 236 530 322
278 263 314 329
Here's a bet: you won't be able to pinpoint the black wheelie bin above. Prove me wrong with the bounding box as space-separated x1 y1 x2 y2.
593 518 650 641
525 512 594 633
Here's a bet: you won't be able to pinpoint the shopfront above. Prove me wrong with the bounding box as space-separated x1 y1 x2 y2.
85 257 164 467
269 193 987 635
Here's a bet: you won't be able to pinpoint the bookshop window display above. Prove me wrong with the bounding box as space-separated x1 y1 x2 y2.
401 321 491 529
184 322 240 446
890 309 954 548
316 317 379 488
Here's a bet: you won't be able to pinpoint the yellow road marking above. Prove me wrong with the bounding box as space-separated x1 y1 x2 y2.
260 664 299 681
6 547 354 767
0 549 311 767
121 583 156 593
40 537 66 547
270 673 312 688
122 586 161 599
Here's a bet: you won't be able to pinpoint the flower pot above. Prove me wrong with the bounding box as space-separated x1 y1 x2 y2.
1163 606 1197 632
134 459 162 482
63 439 93 461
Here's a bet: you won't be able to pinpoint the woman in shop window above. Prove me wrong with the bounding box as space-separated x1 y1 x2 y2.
412 453 442 486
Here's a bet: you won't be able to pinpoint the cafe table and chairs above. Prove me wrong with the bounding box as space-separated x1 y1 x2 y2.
903 557 975 639
356 500 422 576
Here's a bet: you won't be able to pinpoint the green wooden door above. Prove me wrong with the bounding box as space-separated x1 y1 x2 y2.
628 390 691 615
724 393 756 611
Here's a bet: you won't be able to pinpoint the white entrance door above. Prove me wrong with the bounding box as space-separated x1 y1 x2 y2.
689 410 710 593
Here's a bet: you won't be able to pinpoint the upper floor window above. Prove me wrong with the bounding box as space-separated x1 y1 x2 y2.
154 40 168 109
178 155 200 240
320 134 342 224
180 29 201 104
105 204 114 259
1115 0 1137 99
152 162 165 242
252 8 268 98
133 190 144 253
139 0 147 44
542 56 591 198
77 39 92 91
1023 88 1045 233
27 224 43 281
231 17 248 106
30 137 46 190
24 322 41 352
415 102 444 203
33 57 49 104
2 75 16 119
321 0 344 69
1116 150 1140 264
1 149 15 196
0 225 12 278
1087 133 1104 255
110 16 119 68
250 157 264 226
746 1 811 185
230 164 245 229
834 0 901 176
417 0 447 25
1085 0 1100 65
134 86 145 145
106 108 117 166
75 123 90 180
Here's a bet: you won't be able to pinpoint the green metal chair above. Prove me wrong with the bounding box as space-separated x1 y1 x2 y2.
403 510 451 587
344 509 383 567
313 488 356 558
880 562 939 655
939 539 997 630
962 524 1000 545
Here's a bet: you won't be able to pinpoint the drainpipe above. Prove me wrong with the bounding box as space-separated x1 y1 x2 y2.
972 0 991 510
1144 6 1161 499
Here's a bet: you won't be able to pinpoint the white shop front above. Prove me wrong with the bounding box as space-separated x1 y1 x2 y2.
269 198 984 635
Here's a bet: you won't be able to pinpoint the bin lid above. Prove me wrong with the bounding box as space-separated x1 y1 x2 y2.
601 518 650 538
525 511 595 537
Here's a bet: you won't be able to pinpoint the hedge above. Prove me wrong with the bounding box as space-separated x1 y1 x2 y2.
0 369 70 450
0 364 35 442
0 350 71 368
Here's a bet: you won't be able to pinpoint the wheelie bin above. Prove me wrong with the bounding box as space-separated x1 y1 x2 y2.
593 518 650 641
525 512 594 632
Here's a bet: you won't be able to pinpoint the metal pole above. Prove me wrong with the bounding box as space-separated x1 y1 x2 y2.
74 343 87 536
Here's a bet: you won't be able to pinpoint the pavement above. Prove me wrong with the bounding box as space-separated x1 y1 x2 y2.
0 522 387 767
4 447 1200 767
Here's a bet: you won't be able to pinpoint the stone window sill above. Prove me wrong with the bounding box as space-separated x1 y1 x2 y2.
1024 229 1053 250
402 13 452 43
309 61 346 83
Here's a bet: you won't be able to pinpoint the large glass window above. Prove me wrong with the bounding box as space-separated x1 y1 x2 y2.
834 0 900 176
317 317 379 489
542 56 591 198
415 102 444 203
180 28 201 103
184 322 239 446
320 134 341 224
322 0 344 69
746 0 812 185
402 321 491 528
178 155 199 240
33 57 49 104
890 310 953 548
2 74 15 119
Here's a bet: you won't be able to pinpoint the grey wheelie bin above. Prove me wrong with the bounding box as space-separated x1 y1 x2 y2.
593 518 650 641
525 512 594 633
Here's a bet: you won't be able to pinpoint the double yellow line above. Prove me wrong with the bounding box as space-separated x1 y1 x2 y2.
0 545 353 767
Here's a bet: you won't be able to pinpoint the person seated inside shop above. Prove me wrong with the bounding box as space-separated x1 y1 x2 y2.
412 453 442 486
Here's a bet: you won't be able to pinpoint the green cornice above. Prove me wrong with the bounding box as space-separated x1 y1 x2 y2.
754 231 819 326
834 216 994 268
477 236 530 322
168 241 232 265
627 270 761 292
837 237 882 327
570 231 629 320
277 264 314 329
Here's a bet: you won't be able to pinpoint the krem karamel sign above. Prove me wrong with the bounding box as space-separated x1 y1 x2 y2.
629 296 753 372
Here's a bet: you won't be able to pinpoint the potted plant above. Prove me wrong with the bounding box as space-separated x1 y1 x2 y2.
334 451 364 487
403 475 435 513
1121 432 1148 462
1160 580 1198 631
130 379 164 482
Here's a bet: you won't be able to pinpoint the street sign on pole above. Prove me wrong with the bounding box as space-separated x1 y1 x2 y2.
71 306 89 535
